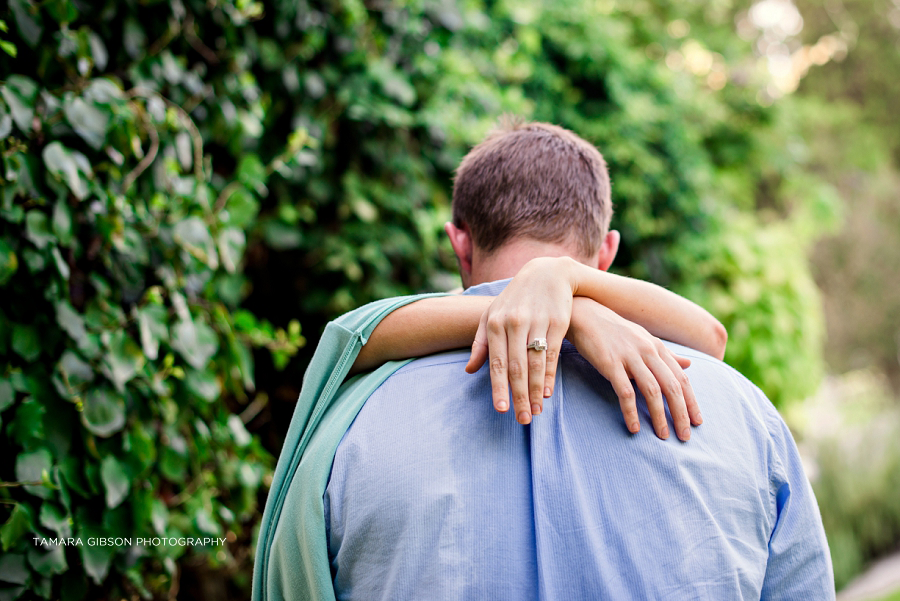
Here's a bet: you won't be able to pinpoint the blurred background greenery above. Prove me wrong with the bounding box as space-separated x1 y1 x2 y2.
0 0 897 598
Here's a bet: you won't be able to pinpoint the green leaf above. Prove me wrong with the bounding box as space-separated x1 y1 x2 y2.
39 503 71 540
185 369 221 402
78 533 113 585
372 59 417 106
44 0 79 24
124 422 156 471
223 188 259 228
137 304 168 361
227 414 251 447
217 228 246 273
58 457 90 499
63 97 109 150
0 504 34 551
88 32 107 71
81 388 126 437
42 142 91 201
0 379 13 413
0 239 16 285
52 200 73 245
194 507 221 536
160 445 187 481
0 75 37 133
11 323 40 361
173 217 218 269
9 397 45 447
51 247 69 279
15 448 53 498
150 499 168 536
24 211 54 249
229 334 255 391
0 112 11 138
100 455 130 508
171 318 219 370
0 553 28 585
236 155 268 195
42 400 73 458
27 543 67 577
0 40 15 58
9 0 42 48
57 350 94 392
101 330 144 391
20 248 45 273
84 79 122 104
55 302 86 344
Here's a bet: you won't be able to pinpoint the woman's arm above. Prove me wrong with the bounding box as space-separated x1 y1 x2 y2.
350 256 726 439
565 258 727 360
350 295 491 374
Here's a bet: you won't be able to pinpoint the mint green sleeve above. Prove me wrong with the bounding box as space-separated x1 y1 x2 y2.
252 293 450 601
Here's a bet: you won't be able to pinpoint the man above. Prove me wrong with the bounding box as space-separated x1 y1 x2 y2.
254 121 834 600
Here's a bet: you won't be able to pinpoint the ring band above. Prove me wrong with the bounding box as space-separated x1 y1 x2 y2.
527 338 548 352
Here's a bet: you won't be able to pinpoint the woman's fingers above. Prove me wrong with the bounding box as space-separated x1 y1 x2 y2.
663 350 702 426
485 317 511 413
644 352 691 441
501 316 532 424
627 359 669 439
465 310 490 374
526 328 547 416
542 319 568 400
608 366 640 434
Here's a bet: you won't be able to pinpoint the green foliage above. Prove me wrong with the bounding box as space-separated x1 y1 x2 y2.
0 1 305 598
0 0 839 597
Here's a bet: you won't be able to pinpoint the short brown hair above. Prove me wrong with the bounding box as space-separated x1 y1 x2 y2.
452 119 612 258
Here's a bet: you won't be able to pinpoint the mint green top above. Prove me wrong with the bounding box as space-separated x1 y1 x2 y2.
251 293 449 601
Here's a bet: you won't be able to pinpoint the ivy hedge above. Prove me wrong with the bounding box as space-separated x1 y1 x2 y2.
0 0 839 599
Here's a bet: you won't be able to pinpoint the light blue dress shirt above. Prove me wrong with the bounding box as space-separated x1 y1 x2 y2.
325 279 834 600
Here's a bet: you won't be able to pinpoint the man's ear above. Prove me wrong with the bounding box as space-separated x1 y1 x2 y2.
444 221 474 277
595 229 620 272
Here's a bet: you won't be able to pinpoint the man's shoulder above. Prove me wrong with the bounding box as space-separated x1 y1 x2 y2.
357 349 474 400
663 341 771 403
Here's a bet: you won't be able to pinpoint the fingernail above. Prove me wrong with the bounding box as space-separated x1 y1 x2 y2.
697 412 703 423
544 387 552 397
661 425 669 438
518 411 531 424
629 422 640 433
531 403 541 415
680 427 690 440
497 401 508 411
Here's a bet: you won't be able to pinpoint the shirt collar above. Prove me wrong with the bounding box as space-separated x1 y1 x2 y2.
462 278 513 297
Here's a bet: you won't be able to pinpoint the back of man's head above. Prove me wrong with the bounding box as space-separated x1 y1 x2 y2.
452 119 612 260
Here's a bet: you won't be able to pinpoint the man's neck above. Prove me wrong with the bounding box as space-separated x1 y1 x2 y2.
467 239 586 287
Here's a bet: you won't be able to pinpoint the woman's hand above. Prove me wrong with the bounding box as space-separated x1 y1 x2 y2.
566 298 702 441
465 257 577 425
464 257 702 441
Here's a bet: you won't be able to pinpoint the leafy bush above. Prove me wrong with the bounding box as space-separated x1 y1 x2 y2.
0 0 841 598
0 2 303 599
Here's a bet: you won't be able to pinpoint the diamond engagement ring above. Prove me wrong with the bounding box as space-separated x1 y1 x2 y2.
527 338 548 352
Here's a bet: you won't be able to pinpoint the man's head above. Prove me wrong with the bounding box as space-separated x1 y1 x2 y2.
445 119 620 287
